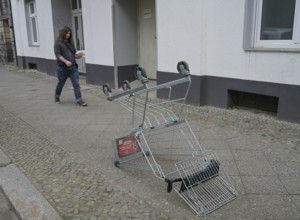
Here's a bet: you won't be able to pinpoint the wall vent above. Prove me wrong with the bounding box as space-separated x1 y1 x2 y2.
228 90 279 114
28 63 37 69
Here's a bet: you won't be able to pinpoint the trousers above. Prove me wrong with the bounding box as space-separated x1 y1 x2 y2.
55 65 82 101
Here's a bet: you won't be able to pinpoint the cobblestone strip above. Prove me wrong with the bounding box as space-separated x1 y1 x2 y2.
0 107 169 220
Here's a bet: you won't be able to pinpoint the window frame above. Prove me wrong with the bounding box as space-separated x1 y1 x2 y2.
71 0 81 11
26 0 39 46
244 0 300 51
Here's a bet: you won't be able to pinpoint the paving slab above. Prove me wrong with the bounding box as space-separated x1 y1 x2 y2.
0 186 20 220
0 148 10 166
0 164 62 220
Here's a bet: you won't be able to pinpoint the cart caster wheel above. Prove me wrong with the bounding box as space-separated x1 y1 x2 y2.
103 83 112 97
143 151 150 157
114 161 120 168
122 80 131 91
177 61 190 76
135 67 148 83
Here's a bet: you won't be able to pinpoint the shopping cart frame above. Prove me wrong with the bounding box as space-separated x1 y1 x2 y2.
102 61 237 216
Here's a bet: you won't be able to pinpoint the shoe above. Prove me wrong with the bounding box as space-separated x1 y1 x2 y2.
77 100 87 106
55 96 60 104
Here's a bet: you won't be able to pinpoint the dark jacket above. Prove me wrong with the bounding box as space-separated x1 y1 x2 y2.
54 41 77 68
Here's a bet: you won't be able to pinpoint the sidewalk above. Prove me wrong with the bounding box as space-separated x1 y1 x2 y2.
0 64 299 220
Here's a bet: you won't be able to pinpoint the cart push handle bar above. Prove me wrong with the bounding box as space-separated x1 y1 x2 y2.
102 67 148 100
106 76 190 101
103 61 191 101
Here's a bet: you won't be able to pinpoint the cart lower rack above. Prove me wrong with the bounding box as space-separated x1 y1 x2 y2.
102 61 237 216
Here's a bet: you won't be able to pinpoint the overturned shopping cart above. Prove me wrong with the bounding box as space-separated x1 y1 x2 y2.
102 61 237 216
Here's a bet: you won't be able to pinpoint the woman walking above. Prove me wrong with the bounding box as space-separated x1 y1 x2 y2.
54 26 87 106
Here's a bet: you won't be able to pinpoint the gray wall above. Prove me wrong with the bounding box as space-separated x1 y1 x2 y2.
113 0 138 87
51 0 72 40
113 0 138 66
158 71 300 123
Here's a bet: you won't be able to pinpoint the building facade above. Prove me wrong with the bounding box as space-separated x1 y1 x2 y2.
0 0 15 63
9 0 300 123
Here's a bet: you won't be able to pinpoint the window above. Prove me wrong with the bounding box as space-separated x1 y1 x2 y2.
0 0 8 16
71 0 81 10
26 0 39 46
71 0 84 50
244 0 300 50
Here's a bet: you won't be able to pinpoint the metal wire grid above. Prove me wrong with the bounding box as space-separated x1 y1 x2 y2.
174 152 238 216
106 66 238 216
107 75 190 130
113 133 164 177
114 157 155 171
118 97 180 129
114 136 237 216
141 119 204 156
115 120 206 179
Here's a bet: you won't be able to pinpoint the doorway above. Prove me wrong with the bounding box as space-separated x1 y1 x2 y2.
71 0 85 73
113 0 157 83
138 0 157 80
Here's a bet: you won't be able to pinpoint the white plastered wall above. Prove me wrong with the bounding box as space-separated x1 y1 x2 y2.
11 0 114 66
81 0 114 66
156 0 300 86
156 0 204 75
10 0 55 59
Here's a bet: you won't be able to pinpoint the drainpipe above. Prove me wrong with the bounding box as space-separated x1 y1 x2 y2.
112 1 118 89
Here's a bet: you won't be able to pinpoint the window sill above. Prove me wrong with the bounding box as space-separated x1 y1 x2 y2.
245 47 300 53
29 44 40 47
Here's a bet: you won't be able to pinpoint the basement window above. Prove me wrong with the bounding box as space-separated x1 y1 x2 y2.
228 90 279 114
28 63 37 69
